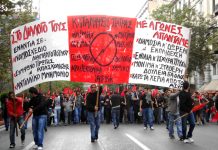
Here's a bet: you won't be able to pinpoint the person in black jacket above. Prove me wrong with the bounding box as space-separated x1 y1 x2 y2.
28 87 49 150
179 81 195 143
86 84 102 143
110 91 121 129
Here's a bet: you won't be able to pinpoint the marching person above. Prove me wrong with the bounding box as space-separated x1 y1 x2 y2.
140 89 154 130
28 87 49 150
86 84 102 142
179 81 195 143
0 93 9 131
74 91 84 124
110 91 121 129
167 89 183 140
7 92 25 148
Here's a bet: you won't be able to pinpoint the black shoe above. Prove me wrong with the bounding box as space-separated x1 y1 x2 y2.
6 128 8 131
91 138 95 143
179 137 184 141
9 144 15 148
95 135 98 140
114 125 117 129
169 135 175 139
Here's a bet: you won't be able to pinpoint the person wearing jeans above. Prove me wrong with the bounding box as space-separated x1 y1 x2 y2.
86 84 102 142
54 95 61 126
74 91 83 124
168 89 183 139
179 81 195 143
7 92 25 148
110 92 121 129
140 89 154 130
28 87 49 150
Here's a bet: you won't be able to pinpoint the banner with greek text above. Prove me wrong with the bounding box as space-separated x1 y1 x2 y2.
68 16 136 84
129 19 191 88
11 16 191 94
11 19 70 94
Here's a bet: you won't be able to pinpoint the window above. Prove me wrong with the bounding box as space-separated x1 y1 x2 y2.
212 64 217 75
199 1 202 13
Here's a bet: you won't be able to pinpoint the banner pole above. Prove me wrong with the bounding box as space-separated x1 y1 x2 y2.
95 84 100 118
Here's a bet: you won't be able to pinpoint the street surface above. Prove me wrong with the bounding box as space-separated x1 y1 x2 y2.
0 123 217 150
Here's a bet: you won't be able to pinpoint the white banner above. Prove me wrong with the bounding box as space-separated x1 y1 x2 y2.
129 19 191 88
11 18 70 94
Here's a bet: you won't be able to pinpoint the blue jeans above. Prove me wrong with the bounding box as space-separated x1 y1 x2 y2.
74 107 82 124
112 108 120 127
4 113 9 130
87 111 100 140
142 108 154 128
168 112 182 138
100 106 104 123
23 112 28 129
32 115 47 147
9 116 25 145
54 108 61 125
181 112 195 139
129 106 134 123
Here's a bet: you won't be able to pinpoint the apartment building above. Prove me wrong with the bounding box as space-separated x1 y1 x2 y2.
172 0 218 91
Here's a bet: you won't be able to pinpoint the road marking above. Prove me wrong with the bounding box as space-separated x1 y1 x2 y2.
22 141 34 150
125 133 151 150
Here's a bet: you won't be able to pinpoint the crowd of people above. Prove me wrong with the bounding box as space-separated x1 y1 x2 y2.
0 81 218 149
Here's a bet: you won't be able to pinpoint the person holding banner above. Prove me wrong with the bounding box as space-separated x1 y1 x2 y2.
86 84 102 143
28 87 48 150
179 81 195 143
167 89 183 140
6 92 25 148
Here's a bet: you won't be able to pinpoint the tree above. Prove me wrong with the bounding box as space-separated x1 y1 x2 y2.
0 0 84 93
0 0 35 92
151 4 217 79
0 0 15 16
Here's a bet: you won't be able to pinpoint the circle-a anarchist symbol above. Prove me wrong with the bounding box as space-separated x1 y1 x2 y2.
89 32 117 67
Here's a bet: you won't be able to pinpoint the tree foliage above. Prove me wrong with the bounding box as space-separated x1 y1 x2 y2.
151 4 217 76
0 0 84 93
0 0 15 16
0 0 35 92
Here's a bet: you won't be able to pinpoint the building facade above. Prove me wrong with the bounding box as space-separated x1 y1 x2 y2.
140 0 218 91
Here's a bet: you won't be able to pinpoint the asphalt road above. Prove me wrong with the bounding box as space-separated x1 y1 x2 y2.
0 123 217 150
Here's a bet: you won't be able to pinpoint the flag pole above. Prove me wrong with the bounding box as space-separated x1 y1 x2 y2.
95 84 100 118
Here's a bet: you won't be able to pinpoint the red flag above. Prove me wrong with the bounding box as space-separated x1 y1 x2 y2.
121 91 125 97
152 88 158 97
211 112 218 122
63 87 73 95
192 102 207 112
87 87 91 93
115 87 120 93
103 85 109 92
132 85 137 92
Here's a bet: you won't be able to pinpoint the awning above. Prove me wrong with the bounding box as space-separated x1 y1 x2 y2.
198 84 208 92
199 80 218 92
